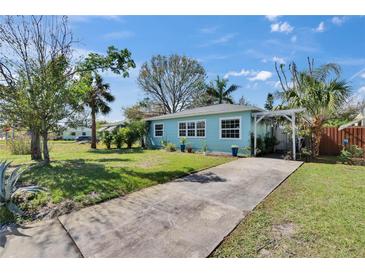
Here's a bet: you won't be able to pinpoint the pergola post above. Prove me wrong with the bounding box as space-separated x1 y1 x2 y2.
292 112 296 160
254 115 257 156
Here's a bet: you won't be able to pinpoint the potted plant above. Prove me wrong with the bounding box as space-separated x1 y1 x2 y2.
180 137 187 152
231 145 239 157
187 143 193 153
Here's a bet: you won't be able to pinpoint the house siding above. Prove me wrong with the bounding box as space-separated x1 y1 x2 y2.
147 110 269 153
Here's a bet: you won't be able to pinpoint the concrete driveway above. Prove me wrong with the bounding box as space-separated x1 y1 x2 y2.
0 157 302 258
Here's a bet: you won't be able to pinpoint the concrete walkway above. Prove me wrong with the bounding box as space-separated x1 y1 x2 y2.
0 158 302 258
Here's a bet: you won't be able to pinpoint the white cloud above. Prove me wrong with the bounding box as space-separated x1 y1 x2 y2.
224 69 251 79
248 71 273 81
270 22 294 33
265 15 281 22
272 56 285 64
314 22 325 32
224 68 273 82
332 16 346 26
103 31 134 39
360 72 365 79
291 35 297 43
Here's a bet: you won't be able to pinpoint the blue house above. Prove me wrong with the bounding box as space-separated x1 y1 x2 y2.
146 104 270 154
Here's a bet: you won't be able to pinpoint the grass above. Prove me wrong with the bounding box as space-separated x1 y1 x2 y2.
212 158 365 258
0 141 233 223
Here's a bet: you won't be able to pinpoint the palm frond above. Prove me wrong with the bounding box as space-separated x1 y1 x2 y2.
224 84 240 96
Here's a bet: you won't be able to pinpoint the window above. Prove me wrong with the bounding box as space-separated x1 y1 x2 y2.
220 118 240 139
82 132 86 136
179 122 186 137
178 120 205 138
196 121 206 137
70 132 76 136
187 122 195 137
154 123 164 137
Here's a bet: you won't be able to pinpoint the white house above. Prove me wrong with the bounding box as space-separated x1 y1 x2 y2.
62 127 92 140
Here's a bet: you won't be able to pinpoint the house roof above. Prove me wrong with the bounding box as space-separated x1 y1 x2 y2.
145 104 263 121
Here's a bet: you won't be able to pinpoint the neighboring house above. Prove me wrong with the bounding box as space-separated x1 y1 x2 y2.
145 104 270 153
62 127 92 140
98 121 125 132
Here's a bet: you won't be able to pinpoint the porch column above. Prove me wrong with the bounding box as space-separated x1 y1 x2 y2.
292 112 296 160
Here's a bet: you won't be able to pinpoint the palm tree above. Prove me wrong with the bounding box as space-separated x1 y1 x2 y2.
85 73 115 149
206 76 240 104
276 60 351 157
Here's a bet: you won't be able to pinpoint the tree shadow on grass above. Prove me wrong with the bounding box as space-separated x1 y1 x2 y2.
88 148 145 155
22 160 198 206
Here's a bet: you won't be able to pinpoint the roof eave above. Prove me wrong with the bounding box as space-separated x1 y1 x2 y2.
145 107 263 121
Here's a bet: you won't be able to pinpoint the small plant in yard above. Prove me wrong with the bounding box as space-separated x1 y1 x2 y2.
165 143 176 152
338 145 364 165
201 141 208 155
186 143 193 153
101 131 113 149
0 161 43 216
231 145 239 157
7 136 31 155
113 129 124 149
160 139 168 148
180 137 187 152
241 146 252 157
300 147 312 162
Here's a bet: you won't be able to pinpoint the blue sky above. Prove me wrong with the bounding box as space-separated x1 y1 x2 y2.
69 15 365 121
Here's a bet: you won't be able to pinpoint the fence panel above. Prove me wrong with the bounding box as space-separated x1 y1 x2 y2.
320 127 365 156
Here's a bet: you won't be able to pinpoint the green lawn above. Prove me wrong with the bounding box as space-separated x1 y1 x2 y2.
0 141 232 223
212 159 365 257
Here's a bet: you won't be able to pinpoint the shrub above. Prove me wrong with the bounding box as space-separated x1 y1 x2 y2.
165 143 176 152
0 161 43 216
161 139 168 148
119 127 138 149
7 136 31 155
338 145 364 165
113 129 124 149
263 133 279 154
101 131 113 149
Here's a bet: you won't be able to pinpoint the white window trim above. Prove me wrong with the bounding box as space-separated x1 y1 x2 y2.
154 123 164 138
219 116 242 140
177 119 206 138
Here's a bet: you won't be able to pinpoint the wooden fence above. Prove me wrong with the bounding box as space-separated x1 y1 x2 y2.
320 127 365 156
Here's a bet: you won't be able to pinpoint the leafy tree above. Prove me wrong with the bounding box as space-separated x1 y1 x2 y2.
137 55 206 114
82 73 114 149
275 58 351 157
264 93 274 110
0 16 135 163
0 16 75 162
206 76 240 104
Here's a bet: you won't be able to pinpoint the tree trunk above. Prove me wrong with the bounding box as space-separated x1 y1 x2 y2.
30 129 42 161
311 128 322 158
91 108 97 149
42 130 50 164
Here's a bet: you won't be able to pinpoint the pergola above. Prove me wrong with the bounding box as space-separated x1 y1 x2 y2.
252 108 305 160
